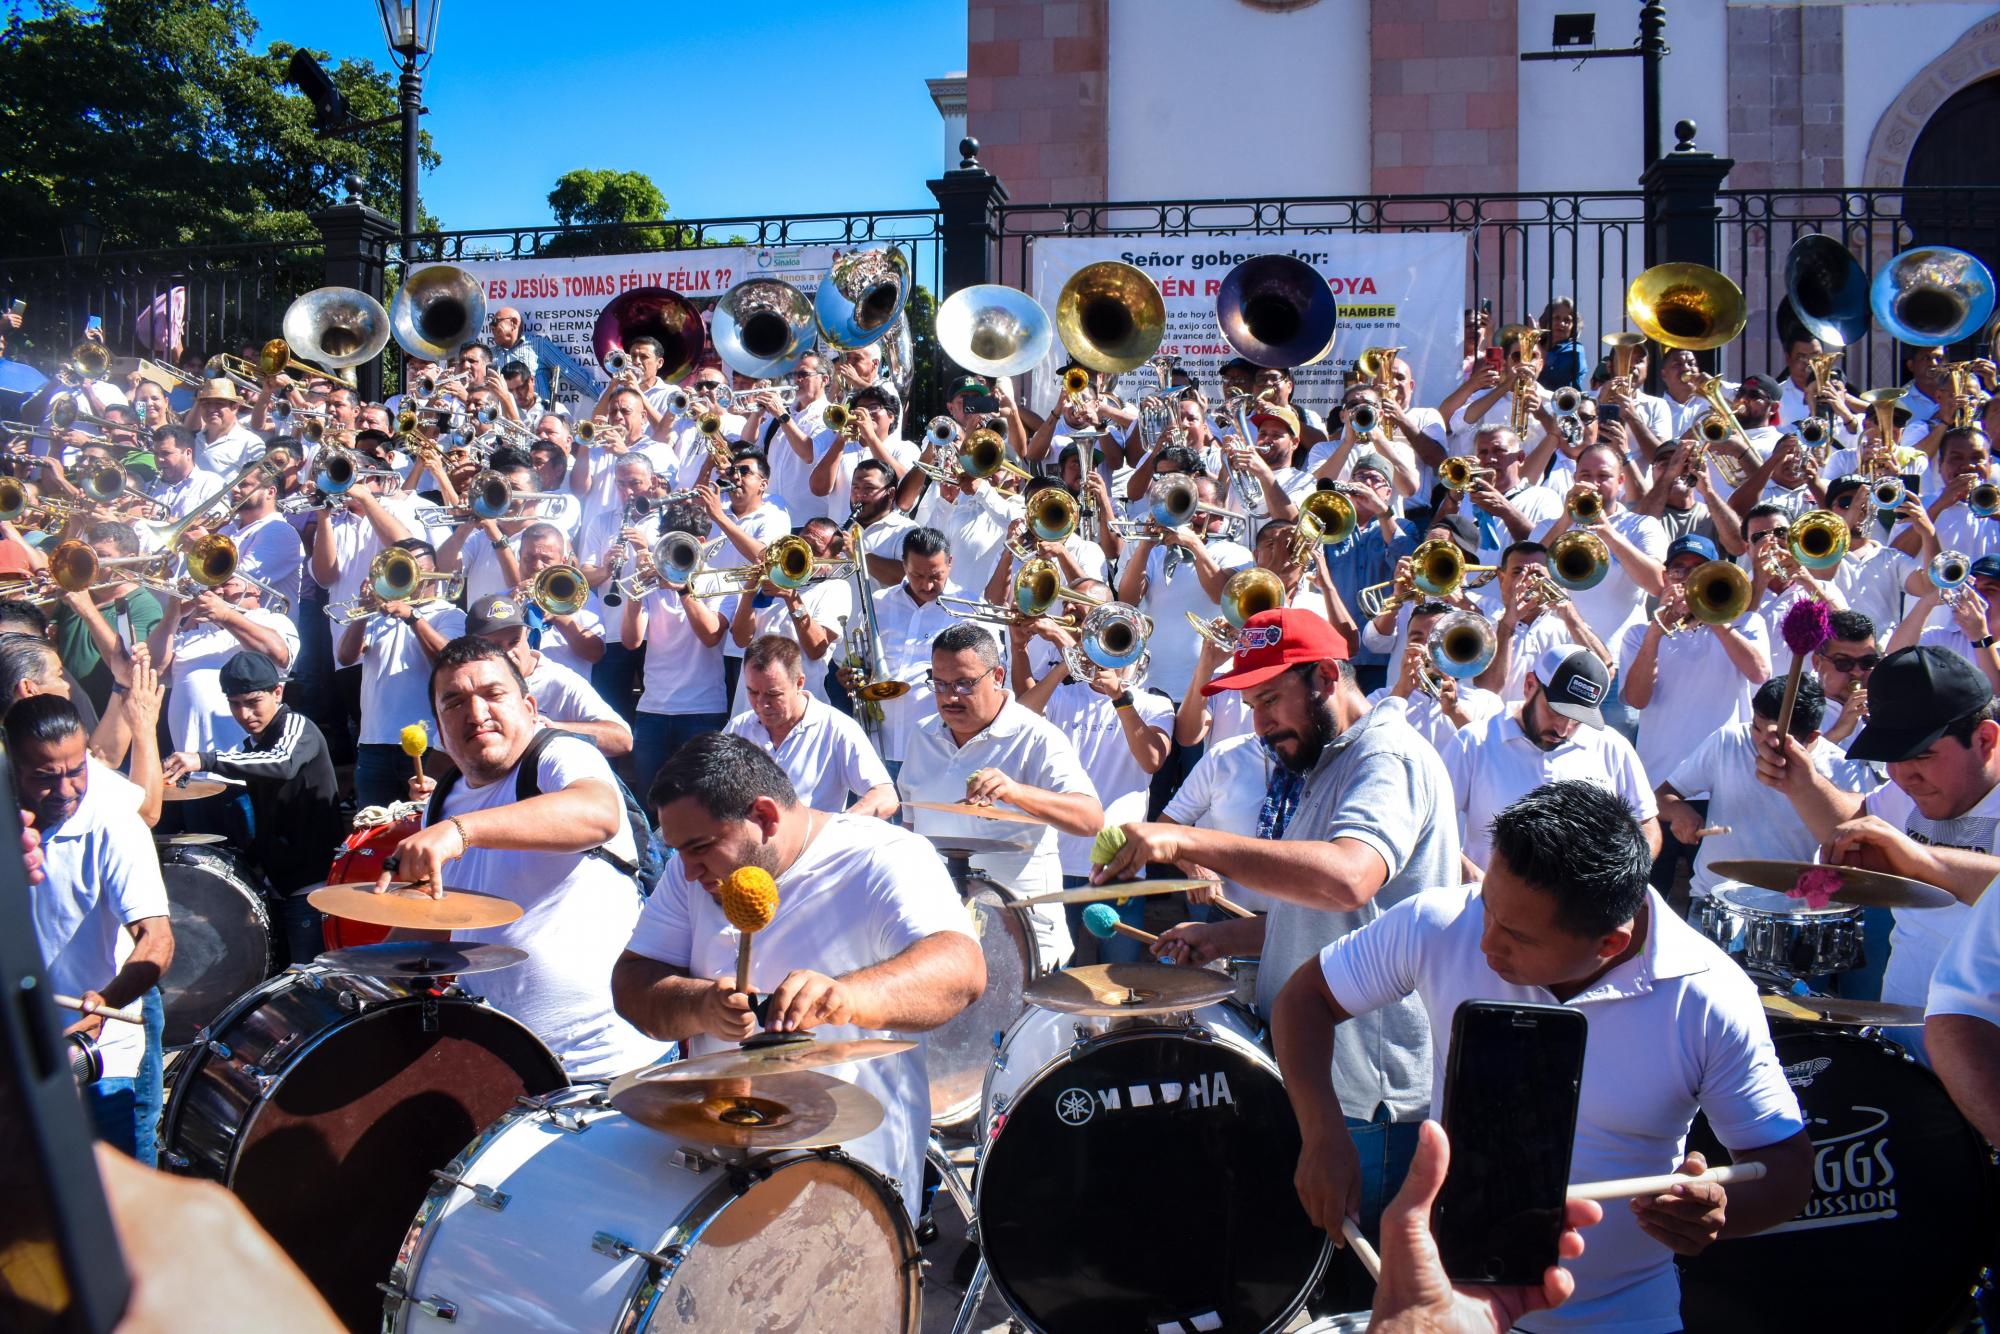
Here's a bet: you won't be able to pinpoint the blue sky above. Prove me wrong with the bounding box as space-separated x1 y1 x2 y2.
244 0 968 231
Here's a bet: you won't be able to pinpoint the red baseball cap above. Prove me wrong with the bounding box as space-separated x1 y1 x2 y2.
1201 607 1348 696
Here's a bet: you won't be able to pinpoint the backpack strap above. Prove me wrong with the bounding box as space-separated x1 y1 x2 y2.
510 727 641 876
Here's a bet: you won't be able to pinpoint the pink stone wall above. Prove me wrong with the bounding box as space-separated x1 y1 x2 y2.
967 0 1108 202
1370 0 1520 194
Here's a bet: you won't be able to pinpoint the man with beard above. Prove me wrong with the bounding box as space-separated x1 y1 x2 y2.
1101 607 1457 1229
613 732 984 1221
14 694 173 1161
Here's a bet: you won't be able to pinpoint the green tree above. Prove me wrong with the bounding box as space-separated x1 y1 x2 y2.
0 0 436 255
540 168 695 258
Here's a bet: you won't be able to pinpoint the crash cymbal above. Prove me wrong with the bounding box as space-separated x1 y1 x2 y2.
315 941 529 979
924 834 1031 861
154 831 228 846
1708 860 1955 911
306 883 524 930
161 779 226 801
1018 878 1218 908
608 1070 884 1151
1023 962 1236 1017
1762 993 1927 1028
626 1035 916 1084
905 800 1047 826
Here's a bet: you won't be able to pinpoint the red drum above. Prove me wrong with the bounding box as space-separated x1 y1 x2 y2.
320 813 421 950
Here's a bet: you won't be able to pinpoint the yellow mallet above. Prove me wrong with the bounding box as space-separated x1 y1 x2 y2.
400 722 430 786
720 866 780 995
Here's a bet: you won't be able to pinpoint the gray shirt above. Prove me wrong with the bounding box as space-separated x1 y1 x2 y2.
1256 704 1460 1123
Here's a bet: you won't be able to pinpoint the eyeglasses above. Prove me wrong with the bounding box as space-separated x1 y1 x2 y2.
728 465 760 477
694 381 725 392
926 672 989 697
1818 652 1880 673
1237 625 1284 649
1749 528 1789 543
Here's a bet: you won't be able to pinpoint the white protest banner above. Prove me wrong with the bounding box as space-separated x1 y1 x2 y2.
1026 233 1469 413
460 245 845 413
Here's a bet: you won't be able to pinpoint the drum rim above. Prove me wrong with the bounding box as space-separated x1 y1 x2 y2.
1712 885 1863 920
972 1014 1328 1334
159 855 275 1046
930 884 1044 1130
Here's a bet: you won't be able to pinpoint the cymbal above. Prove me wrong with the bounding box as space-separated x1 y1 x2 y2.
923 834 1031 861
627 1035 915 1084
155 831 228 846
1018 878 1218 908
1024 962 1236 1017
905 800 1047 826
607 1069 884 1151
161 779 225 802
316 941 528 979
307 882 524 930
1762 993 1927 1028
1709 860 1956 910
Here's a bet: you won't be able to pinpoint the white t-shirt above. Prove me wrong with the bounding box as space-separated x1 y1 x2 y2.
165 609 301 753
1038 682 1173 877
760 406 828 518
1531 507 1669 648
196 423 265 477
347 603 466 745
725 696 891 811
868 583 957 763
1133 538 1254 702
817 436 918 523
1830 540 1915 642
1160 732 1278 911
624 815 976 1218
900 698 1099 965
1364 685 1506 762
1664 723 1845 899
525 654 624 734
1754 580 1849 678
915 484 1020 600
534 592 608 680
1864 779 1997 1009
321 492 426 604
225 512 304 620
703 501 793 657
1445 709 1657 869
35 772 169 1080
634 586 726 716
1614 614 1768 785
1319 885 1803 1334
1926 871 2000 1025
438 734 668 1081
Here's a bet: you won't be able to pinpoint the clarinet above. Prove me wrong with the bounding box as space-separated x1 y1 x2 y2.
601 497 650 608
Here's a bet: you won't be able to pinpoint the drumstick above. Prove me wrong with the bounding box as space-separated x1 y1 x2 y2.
1340 1218 1382 1281
1209 893 1255 919
53 993 144 1025
1567 1161 1765 1202
1081 902 1158 947
1694 825 1733 837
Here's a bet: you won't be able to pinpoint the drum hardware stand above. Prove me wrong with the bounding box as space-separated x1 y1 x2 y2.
427 1169 510 1212
949 1257 1000 1334
925 1137 978 1226
374 1285 457 1323
591 1230 688 1279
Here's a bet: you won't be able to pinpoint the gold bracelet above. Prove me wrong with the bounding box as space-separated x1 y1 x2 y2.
449 816 472 855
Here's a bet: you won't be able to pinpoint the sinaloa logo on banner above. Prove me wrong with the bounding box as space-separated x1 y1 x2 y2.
460 245 845 413
1026 233 1470 408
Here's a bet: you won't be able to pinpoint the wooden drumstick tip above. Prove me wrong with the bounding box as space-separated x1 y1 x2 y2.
1340 1217 1382 1281
53 993 144 1025
1566 1160 1766 1202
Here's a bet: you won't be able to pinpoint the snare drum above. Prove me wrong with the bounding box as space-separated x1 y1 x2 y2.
384 1085 920 1332
928 873 1040 1128
321 813 420 950
158 844 271 1046
159 966 567 1330
1679 1026 1998 1332
1698 885 1863 979
974 1003 1329 1332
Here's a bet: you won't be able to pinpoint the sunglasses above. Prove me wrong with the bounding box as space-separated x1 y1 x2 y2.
1818 652 1880 673
728 465 760 477
694 382 726 392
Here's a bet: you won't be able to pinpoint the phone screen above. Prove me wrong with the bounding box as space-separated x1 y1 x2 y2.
963 394 1000 414
1433 1001 1586 1286
82 317 101 337
8 301 25 318
1599 402 1624 427
1484 348 1505 372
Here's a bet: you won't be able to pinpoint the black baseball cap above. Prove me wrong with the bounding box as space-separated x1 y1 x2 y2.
466 592 529 639
218 650 284 697
1848 646 1994 762
1739 373 1783 402
1534 645 1610 728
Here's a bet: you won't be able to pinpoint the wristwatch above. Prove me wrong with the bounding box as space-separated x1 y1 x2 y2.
1112 690 1135 710
1975 635 1996 650
490 534 510 551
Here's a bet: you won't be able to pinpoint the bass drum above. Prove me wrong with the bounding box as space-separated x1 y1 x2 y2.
321 812 420 950
159 966 567 1331
1678 1026 1997 1333
384 1085 920 1332
977 1003 1328 1332
158 845 271 1046
928 874 1039 1128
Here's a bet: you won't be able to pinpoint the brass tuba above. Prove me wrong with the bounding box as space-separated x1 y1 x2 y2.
390 265 487 362
592 287 706 385
1215 255 1338 368
712 277 816 379
283 287 391 371
936 284 1054 378
1056 261 1166 374
1627 263 1746 351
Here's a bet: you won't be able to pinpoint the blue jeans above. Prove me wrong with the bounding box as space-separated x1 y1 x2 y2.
1603 664 1641 743
1832 907 1893 1003
268 892 326 970
86 988 163 1165
1344 1109 1422 1238
633 711 728 809
354 742 412 811
1063 874 1148 964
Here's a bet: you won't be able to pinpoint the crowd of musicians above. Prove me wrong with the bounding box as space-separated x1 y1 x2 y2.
7 239 2000 1333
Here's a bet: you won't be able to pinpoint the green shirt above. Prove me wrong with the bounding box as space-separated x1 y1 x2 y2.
55 587 163 680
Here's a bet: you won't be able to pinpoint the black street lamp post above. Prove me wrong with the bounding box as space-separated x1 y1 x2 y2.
374 0 442 255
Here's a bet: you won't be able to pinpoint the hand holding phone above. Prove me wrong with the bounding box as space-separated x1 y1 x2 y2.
1598 402 1624 428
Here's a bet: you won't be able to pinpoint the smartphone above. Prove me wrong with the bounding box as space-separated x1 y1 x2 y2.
1481 298 1493 316
1432 1000 1587 1286
1599 401 1624 427
83 316 101 337
963 394 1000 414
0 750 131 1332
1484 348 1505 372
8 300 25 318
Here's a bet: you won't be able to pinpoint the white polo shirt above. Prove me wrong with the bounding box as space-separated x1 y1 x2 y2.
702 501 793 658
817 435 919 522
1664 722 1844 900
320 492 426 604
1830 540 1916 641
225 512 304 620
152 467 225 521
900 697 1099 965
725 695 891 811
34 767 170 1079
868 583 957 763
1160 732 1279 911
345 603 465 746
625 815 975 1218
760 408 827 519
525 654 625 734
915 483 1021 600
1904 505 2000 563
1614 614 1768 786
1531 507 1669 649
164 608 301 753
1365 685 1506 761
731 577 852 712
1319 884 1803 1334
1133 538 1254 702
1445 709 1657 869
1038 682 1173 878
195 423 265 477
1754 580 1849 677
1926 871 2000 1025
1864 778 1998 1009
632 586 726 717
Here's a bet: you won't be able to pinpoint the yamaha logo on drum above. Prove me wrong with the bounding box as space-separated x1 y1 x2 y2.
1053 1072 1236 1125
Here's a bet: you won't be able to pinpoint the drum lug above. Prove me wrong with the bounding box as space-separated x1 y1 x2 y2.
378 1283 457 1323
204 1039 232 1061
592 1231 685 1277
670 1147 711 1173
430 1170 509 1212
421 993 440 1034
546 1106 592 1134
336 989 360 1011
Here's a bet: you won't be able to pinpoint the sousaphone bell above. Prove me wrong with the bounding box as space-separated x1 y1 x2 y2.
937 284 1055 378
1627 264 1747 351
1056 261 1166 374
1870 246 1997 348
391 265 488 362
1215 255 1338 368
1783 235 1871 348
712 278 816 380
814 249 911 350
593 288 706 384
282 287 392 371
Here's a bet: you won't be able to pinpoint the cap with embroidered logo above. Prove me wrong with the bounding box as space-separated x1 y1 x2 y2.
1533 644 1609 728
1200 606 1349 696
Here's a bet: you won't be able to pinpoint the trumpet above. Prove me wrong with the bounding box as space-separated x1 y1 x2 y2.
1789 509 1850 572
520 563 589 617
615 531 707 604
1550 386 1585 419
1566 484 1605 527
413 368 470 400
429 470 576 524
1439 456 1496 493
326 549 460 622
1358 539 1494 618
1549 530 1610 591
1346 400 1380 439
1518 569 1570 611
1972 480 2000 519
1932 549 1973 604
1654 560 1753 636
923 415 960 451
715 383 796 412
1869 476 1906 512
1285 490 1357 572
687 535 851 599
1061 366 1093 402
1187 568 1286 650
1421 610 1497 692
